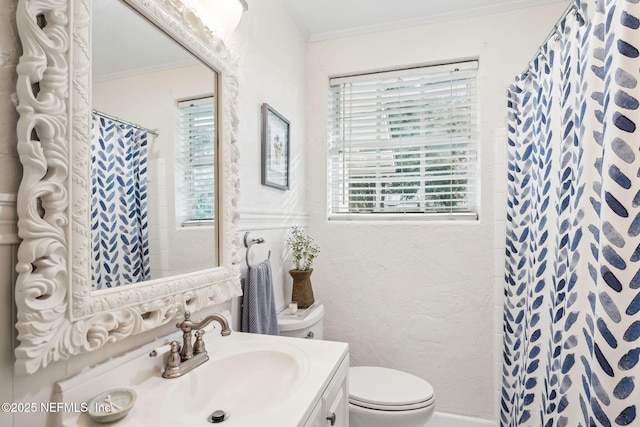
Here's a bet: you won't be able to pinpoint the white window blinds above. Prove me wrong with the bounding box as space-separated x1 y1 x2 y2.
328 61 479 220
177 96 215 223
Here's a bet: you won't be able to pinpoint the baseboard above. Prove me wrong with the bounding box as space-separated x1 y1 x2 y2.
430 411 497 427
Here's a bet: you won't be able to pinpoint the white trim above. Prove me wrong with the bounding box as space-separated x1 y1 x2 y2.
430 411 497 427
93 58 196 82
0 194 18 245
329 213 478 222
238 209 309 231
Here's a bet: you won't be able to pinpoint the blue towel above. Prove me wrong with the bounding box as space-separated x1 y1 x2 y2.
241 259 279 335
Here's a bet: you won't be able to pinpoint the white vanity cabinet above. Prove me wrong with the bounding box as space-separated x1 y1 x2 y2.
304 355 349 427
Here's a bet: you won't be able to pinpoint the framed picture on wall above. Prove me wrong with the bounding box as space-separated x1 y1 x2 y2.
261 103 290 190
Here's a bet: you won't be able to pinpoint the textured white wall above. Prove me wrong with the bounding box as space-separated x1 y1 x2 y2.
231 0 308 314
233 0 307 216
304 3 566 421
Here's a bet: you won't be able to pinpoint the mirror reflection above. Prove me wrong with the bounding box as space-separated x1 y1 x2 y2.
91 0 219 290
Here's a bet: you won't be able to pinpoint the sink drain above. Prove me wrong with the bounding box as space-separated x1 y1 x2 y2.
208 410 229 423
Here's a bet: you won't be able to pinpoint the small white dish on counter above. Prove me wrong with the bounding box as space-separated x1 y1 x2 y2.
87 388 137 423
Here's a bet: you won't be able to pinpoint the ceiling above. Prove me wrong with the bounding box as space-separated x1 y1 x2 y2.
92 0 570 79
282 0 568 41
93 0 196 81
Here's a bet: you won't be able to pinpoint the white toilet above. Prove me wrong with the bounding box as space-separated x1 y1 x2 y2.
277 303 436 427
349 366 435 427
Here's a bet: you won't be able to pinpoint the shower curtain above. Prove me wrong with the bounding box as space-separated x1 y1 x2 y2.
91 113 151 289
502 0 640 426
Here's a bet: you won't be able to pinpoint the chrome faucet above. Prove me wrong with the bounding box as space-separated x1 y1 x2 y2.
162 311 231 379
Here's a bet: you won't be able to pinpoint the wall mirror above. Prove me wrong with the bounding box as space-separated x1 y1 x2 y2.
14 0 242 375
91 0 218 289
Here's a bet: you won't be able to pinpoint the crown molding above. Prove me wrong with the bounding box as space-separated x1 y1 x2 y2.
93 58 196 83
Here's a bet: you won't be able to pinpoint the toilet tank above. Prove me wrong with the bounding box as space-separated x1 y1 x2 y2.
277 303 324 340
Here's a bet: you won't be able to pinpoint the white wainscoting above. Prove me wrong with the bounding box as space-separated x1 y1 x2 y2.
238 209 308 231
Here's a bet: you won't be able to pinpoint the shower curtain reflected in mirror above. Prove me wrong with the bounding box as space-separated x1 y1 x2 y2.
502 0 640 426
91 113 151 290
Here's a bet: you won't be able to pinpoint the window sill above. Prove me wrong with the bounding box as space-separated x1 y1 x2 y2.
328 213 478 222
181 219 215 228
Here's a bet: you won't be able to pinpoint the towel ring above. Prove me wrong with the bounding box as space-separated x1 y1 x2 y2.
244 232 270 267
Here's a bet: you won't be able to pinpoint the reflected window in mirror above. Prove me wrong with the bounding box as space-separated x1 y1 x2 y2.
177 96 217 226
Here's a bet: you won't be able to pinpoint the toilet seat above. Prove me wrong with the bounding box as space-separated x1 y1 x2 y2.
349 366 435 412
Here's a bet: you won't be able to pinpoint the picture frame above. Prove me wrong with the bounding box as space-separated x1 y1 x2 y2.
261 103 290 190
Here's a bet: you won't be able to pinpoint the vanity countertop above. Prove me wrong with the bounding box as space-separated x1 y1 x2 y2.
56 330 348 427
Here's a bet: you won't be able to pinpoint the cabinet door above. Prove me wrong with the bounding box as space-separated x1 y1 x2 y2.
325 383 347 426
323 357 349 427
304 399 324 427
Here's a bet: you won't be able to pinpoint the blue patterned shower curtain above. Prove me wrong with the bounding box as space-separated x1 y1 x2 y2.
502 0 640 426
91 113 150 289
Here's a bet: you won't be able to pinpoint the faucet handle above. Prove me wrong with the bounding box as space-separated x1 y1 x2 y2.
166 341 182 368
193 329 206 355
162 341 185 379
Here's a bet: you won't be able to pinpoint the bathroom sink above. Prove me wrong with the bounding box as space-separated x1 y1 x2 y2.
58 331 348 427
163 344 309 425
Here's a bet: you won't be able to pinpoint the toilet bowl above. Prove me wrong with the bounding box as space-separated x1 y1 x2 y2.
349 366 435 427
277 307 436 427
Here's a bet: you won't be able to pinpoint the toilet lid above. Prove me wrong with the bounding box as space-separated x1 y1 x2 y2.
349 366 435 410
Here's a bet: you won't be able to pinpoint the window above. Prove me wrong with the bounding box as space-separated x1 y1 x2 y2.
176 96 216 225
328 61 478 220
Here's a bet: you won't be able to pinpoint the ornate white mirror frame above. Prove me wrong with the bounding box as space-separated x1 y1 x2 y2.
14 0 242 375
